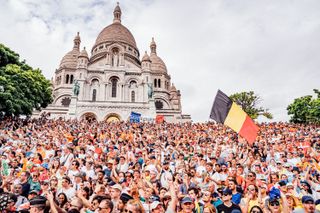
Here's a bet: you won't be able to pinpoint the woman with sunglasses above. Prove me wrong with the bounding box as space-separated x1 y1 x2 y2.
266 193 289 213
267 198 281 213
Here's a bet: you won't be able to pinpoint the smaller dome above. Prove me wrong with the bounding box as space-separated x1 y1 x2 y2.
149 38 167 73
150 54 167 73
142 51 150 62
60 32 81 68
60 49 80 68
78 47 89 58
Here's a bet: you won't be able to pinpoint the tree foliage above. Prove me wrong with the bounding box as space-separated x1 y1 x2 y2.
0 43 52 117
287 89 320 124
229 91 273 120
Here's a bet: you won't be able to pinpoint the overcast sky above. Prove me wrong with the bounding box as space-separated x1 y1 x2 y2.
0 0 319 122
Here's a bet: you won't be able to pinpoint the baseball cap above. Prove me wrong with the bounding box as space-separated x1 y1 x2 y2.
222 188 232 195
286 183 294 188
29 196 47 207
302 195 314 204
120 193 133 203
29 190 39 195
107 159 114 164
111 184 122 192
278 180 287 187
150 201 162 210
74 172 84 178
181 196 193 204
300 180 310 188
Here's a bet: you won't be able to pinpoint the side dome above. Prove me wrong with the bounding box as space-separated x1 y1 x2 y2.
60 32 81 68
150 54 167 73
149 38 167 73
94 23 137 49
78 47 89 58
142 51 151 62
60 49 80 68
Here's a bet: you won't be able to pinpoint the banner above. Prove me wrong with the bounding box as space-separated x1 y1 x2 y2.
130 112 141 123
156 115 165 124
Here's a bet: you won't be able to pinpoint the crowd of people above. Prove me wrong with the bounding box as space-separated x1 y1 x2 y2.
0 117 319 213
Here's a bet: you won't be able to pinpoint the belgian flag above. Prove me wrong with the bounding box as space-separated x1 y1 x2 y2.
210 90 259 144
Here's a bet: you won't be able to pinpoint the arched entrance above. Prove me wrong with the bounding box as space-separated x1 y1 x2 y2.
105 113 121 122
81 112 97 122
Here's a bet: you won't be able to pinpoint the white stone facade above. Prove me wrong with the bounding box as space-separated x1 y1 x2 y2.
36 3 191 122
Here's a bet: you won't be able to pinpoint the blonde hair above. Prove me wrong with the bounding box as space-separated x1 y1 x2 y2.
125 199 145 213
204 204 216 213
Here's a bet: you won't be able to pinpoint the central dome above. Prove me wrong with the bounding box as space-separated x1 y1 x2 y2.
93 3 137 51
94 22 137 48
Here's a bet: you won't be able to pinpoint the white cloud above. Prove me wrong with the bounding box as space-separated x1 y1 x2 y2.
1 0 319 122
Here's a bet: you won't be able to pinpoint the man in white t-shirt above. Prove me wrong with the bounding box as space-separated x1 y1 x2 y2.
57 176 75 201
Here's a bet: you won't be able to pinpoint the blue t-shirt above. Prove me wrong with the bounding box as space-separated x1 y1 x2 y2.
232 192 242 205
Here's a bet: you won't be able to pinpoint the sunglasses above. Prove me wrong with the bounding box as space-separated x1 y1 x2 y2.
123 209 133 213
251 210 261 213
183 202 192 206
270 201 280 206
222 193 230 196
304 201 314 204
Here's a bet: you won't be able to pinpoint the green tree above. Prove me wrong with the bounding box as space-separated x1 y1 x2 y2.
0 43 52 117
229 91 273 119
287 89 320 124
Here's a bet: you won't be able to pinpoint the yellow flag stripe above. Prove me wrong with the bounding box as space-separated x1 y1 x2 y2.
224 102 247 133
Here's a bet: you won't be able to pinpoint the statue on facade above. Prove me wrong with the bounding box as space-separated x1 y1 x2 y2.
147 83 154 99
112 51 119 67
73 80 80 96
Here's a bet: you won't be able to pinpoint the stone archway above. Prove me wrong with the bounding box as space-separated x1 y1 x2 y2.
81 112 97 122
105 113 121 122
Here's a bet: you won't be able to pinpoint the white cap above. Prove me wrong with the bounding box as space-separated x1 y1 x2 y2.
150 201 161 210
111 184 122 192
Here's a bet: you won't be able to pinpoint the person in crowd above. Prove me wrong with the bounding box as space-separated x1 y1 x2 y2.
216 188 242 212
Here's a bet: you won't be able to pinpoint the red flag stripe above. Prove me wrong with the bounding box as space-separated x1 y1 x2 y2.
238 115 259 145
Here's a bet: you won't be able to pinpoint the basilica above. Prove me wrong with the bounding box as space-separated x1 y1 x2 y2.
36 3 190 122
